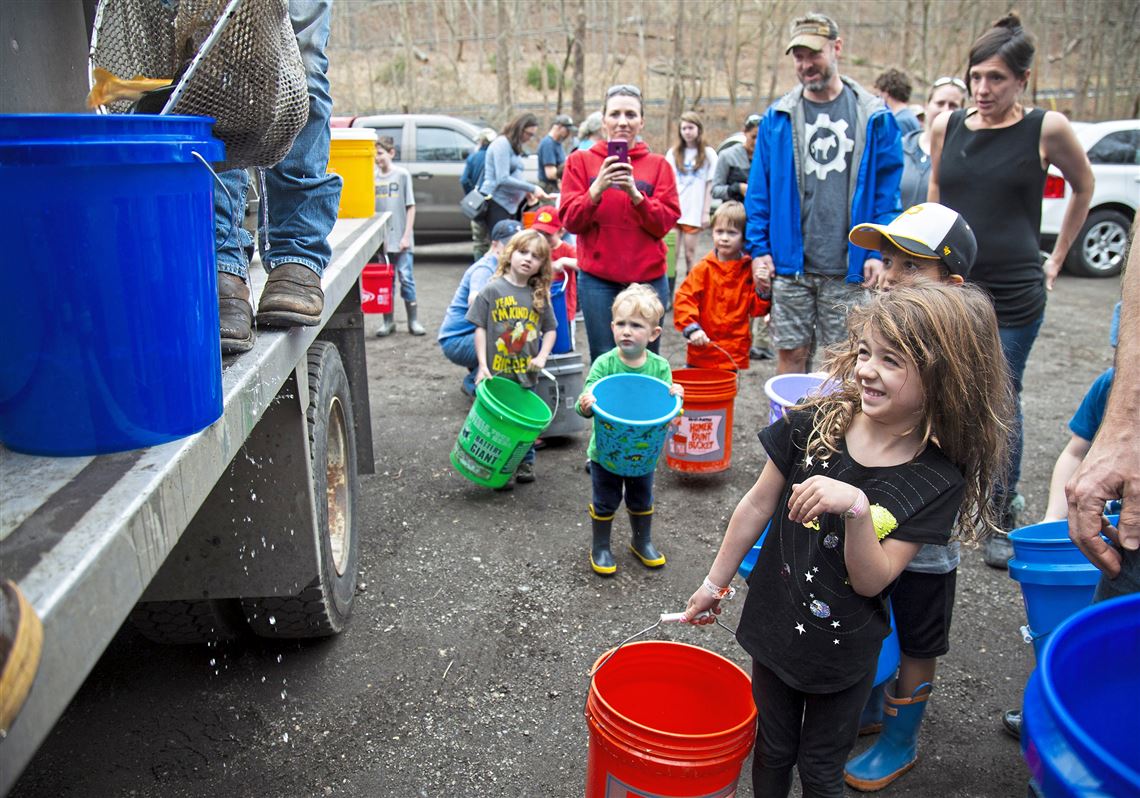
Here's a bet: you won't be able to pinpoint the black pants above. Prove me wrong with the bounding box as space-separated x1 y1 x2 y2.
483 199 518 233
750 659 875 798
589 463 653 516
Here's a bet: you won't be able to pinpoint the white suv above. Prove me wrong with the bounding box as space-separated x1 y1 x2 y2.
1041 120 1139 277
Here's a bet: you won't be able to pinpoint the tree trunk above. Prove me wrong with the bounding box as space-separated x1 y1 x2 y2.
496 0 512 120
665 1 685 141
572 0 585 122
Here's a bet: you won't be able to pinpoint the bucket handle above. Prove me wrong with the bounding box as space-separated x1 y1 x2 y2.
667 340 743 383
486 367 561 425
583 609 736 714
192 150 241 256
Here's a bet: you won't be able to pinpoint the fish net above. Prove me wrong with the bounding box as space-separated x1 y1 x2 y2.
90 0 308 170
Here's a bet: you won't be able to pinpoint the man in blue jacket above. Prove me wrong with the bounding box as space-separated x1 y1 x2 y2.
746 13 902 375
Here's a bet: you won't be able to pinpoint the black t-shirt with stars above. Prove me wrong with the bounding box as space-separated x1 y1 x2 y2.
737 409 966 693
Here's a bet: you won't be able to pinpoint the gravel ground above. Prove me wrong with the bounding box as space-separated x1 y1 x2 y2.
11 242 1120 798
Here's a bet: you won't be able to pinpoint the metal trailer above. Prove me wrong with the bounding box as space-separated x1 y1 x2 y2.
0 213 386 792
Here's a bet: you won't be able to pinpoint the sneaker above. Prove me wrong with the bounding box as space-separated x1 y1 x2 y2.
515 462 536 483
982 532 1015 569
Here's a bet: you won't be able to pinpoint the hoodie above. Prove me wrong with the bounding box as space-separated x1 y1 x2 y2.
559 140 681 284
673 250 770 370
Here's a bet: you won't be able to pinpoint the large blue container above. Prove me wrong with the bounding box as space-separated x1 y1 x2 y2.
0 114 225 456
591 373 681 477
1008 519 1108 659
551 275 572 354
1022 592 1140 797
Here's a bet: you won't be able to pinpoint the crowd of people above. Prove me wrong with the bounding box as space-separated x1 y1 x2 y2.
199 5 1136 797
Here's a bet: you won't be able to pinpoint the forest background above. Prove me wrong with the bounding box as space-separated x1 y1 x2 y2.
327 0 1140 151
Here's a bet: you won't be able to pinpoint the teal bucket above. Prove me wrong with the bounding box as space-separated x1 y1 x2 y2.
451 377 551 488
0 113 225 455
1022 592 1140 797
1008 518 1109 659
591 373 681 477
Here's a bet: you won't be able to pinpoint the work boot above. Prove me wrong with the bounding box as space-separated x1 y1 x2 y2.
858 682 887 735
218 272 254 354
628 510 666 568
590 509 616 576
375 313 396 337
845 683 932 791
0 580 44 736
256 263 324 327
405 301 426 335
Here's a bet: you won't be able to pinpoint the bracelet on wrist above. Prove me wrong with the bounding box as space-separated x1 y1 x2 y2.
702 576 736 601
843 492 868 520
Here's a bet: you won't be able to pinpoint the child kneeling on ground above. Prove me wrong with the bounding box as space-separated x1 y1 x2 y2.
576 284 683 575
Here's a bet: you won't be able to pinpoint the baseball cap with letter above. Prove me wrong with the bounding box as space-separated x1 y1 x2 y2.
786 13 839 53
849 203 978 277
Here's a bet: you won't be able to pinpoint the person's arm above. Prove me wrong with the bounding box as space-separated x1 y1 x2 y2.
861 111 904 287
710 149 733 201
1044 435 1092 521
672 268 706 344
1067 219 1140 574
530 329 557 371
684 459 786 621
744 116 772 261
926 112 950 203
400 174 416 250
701 149 716 227
1041 111 1095 290
478 140 503 195
473 326 492 383
624 158 681 239
558 151 599 234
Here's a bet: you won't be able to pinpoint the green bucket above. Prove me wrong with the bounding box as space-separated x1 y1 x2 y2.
451 377 552 488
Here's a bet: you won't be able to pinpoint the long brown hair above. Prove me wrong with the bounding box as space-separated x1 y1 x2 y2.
494 229 553 313
796 283 1013 540
670 111 709 173
501 113 539 154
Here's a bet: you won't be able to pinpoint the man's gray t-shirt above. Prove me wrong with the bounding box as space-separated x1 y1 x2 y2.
801 87 857 276
375 165 415 253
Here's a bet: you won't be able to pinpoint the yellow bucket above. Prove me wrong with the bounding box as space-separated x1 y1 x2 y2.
328 128 377 218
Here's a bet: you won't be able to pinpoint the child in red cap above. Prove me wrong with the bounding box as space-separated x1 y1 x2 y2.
530 206 578 320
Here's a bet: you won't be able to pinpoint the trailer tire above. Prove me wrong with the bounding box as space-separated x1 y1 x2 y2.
129 599 247 645
243 342 359 638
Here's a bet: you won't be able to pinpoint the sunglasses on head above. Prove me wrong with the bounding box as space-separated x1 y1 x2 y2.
606 84 642 98
745 114 761 126
932 76 967 91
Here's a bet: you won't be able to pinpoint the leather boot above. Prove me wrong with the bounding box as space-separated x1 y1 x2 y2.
406 301 426 335
218 272 254 354
845 683 932 791
628 509 666 568
0 580 43 736
590 508 616 575
375 313 396 337
256 263 324 327
858 682 886 735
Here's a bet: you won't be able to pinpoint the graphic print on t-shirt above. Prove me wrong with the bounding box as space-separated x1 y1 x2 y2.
490 294 541 375
804 113 854 180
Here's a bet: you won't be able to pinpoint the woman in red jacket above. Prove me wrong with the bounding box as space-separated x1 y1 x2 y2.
560 84 681 362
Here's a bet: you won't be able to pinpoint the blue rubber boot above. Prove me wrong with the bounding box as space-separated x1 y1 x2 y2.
844 683 932 791
858 682 886 736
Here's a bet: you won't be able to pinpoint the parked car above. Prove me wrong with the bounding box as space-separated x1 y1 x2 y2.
1041 119 1139 277
350 113 539 244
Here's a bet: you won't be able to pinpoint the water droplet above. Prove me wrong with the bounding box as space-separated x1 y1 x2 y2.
251 493 258 501
268 615 276 626
209 658 217 667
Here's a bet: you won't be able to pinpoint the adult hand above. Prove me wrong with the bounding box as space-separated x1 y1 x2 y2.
751 255 773 293
588 156 623 202
863 258 884 289
788 476 865 526
1043 254 1063 291
689 329 711 346
532 186 552 201
1066 423 1140 577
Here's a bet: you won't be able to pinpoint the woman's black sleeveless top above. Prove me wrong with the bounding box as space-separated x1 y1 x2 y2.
939 107 1047 326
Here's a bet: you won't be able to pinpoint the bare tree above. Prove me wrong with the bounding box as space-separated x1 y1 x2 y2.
572 0 585 122
496 0 512 119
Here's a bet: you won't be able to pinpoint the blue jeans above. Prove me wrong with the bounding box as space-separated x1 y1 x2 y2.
392 249 416 302
578 270 670 363
215 0 341 281
439 331 477 395
997 313 1044 500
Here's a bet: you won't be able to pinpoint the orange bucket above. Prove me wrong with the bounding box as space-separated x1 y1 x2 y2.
521 209 538 228
666 368 738 473
585 640 756 797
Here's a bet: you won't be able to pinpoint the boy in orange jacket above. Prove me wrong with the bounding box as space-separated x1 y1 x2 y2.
674 201 770 370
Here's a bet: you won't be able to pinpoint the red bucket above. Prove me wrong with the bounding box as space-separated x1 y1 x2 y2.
666 368 739 473
361 260 394 314
585 640 756 797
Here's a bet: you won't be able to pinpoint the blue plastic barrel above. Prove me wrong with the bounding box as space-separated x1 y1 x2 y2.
1008 519 1108 659
0 114 225 455
1022 592 1140 797
591 373 680 477
551 276 572 354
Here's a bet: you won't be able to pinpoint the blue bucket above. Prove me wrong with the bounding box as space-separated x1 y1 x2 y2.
763 372 837 425
0 114 225 456
1022 592 1140 797
1008 519 1109 659
551 276 572 354
738 522 899 686
591 373 681 477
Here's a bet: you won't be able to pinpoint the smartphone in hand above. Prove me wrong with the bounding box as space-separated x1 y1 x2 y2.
606 140 629 164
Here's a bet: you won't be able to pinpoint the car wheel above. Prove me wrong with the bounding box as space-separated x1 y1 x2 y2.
1065 209 1131 277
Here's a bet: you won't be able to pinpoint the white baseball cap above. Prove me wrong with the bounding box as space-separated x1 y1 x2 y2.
849 203 978 277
